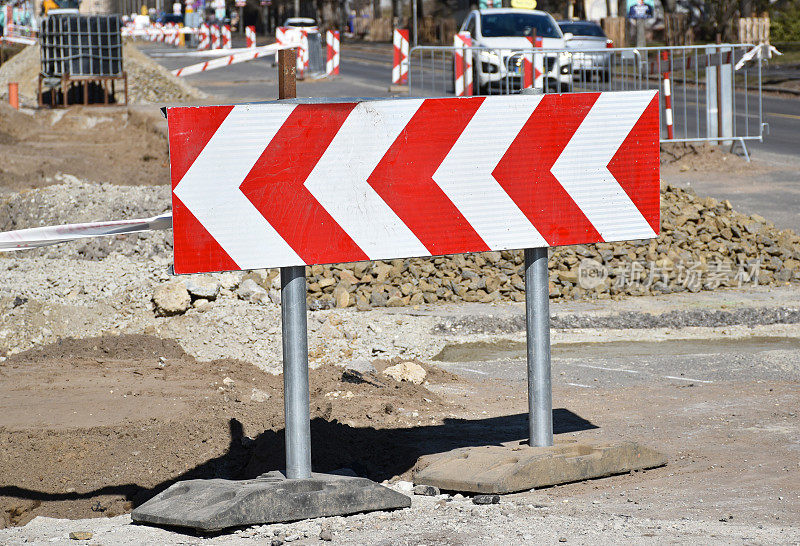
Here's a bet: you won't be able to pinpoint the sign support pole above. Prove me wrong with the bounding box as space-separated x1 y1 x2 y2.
524 247 553 447
278 48 312 479
281 266 312 478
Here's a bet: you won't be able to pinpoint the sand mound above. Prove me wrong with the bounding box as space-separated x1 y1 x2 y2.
0 104 170 194
0 43 206 105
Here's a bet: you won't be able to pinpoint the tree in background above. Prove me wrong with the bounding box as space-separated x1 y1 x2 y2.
770 0 800 42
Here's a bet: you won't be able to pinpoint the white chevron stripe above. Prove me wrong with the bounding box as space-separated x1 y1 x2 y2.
173 104 302 269
550 90 657 241
433 96 548 250
304 99 429 260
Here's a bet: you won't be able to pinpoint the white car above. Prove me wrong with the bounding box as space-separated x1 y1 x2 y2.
459 8 572 93
558 20 613 82
283 17 319 33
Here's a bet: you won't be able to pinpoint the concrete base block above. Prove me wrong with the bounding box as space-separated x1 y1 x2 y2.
413 441 666 494
131 471 411 532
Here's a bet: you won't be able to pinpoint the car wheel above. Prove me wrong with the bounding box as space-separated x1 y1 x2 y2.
470 64 484 96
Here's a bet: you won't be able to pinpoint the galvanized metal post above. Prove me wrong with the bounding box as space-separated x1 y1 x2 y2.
278 49 311 480
524 247 553 447
281 266 312 479
412 0 418 47
636 19 645 48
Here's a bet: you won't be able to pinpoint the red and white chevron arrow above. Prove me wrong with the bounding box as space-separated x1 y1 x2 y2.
168 91 660 274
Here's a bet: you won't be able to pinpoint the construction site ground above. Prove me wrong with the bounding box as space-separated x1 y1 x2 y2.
0 289 799 543
0 43 799 544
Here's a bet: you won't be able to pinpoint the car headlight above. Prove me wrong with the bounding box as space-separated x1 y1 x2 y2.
560 64 572 74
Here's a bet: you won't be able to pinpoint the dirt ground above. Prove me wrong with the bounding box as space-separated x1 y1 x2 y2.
1 327 799 536
0 104 168 193
0 334 460 527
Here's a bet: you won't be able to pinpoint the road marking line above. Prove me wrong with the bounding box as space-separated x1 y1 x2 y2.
566 382 594 388
576 363 641 374
663 375 713 383
768 112 800 121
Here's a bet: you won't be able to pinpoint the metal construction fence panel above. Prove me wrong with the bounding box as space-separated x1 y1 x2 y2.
408 43 766 149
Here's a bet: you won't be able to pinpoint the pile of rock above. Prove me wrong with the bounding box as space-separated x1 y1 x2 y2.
209 184 799 310
0 44 205 105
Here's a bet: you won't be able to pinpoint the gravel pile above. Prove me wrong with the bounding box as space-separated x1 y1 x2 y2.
0 176 172 261
123 43 208 103
0 44 206 105
1 181 799 310
283 184 800 308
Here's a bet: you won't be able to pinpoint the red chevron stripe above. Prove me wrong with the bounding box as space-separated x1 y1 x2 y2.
608 93 661 234
367 97 490 256
493 93 603 246
169 105 237 274
239 103 369 264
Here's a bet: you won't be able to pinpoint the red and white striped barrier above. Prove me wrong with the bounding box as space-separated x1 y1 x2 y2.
166 91 660 274
276 26 291 47
123 25 194 46
454 32 472 97
210 24 220 50
296 30 309 79
221 24 232 49
246 25 256 48
523 36 544 90
276 26 298 61
171 24 182 47
326 30 340 76
660 50 674 139
392 28 409 85
172 43 287 77
0 214 172 252
198 23 210 50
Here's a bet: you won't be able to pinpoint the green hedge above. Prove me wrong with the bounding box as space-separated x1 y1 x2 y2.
771 4 800 42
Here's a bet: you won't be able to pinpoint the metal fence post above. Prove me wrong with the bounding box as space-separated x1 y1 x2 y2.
524 247 553 447
278 48 312 480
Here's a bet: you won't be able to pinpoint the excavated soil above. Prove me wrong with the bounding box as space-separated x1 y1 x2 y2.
0 104 169 193
0 334 459 527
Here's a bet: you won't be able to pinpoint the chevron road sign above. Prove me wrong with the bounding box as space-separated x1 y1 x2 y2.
167 91 660 275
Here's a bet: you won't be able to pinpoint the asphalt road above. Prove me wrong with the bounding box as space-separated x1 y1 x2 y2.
144 40 799 159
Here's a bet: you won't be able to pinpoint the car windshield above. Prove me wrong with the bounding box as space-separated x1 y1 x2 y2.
480 13 561 38
558 22 606 37
286 20 316 27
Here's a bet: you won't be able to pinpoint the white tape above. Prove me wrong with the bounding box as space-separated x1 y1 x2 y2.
158 46 271 58
1 35 36 45
735 42 781 71
0 214 172 251
172 42 295 77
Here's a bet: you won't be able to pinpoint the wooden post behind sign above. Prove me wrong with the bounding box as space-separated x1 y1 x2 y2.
279 48 296 100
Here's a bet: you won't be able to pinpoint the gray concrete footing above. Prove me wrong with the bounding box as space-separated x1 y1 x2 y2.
131 471 411 532
413 441 666 494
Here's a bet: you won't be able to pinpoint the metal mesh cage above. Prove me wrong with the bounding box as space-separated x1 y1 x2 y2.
40 14 123 77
